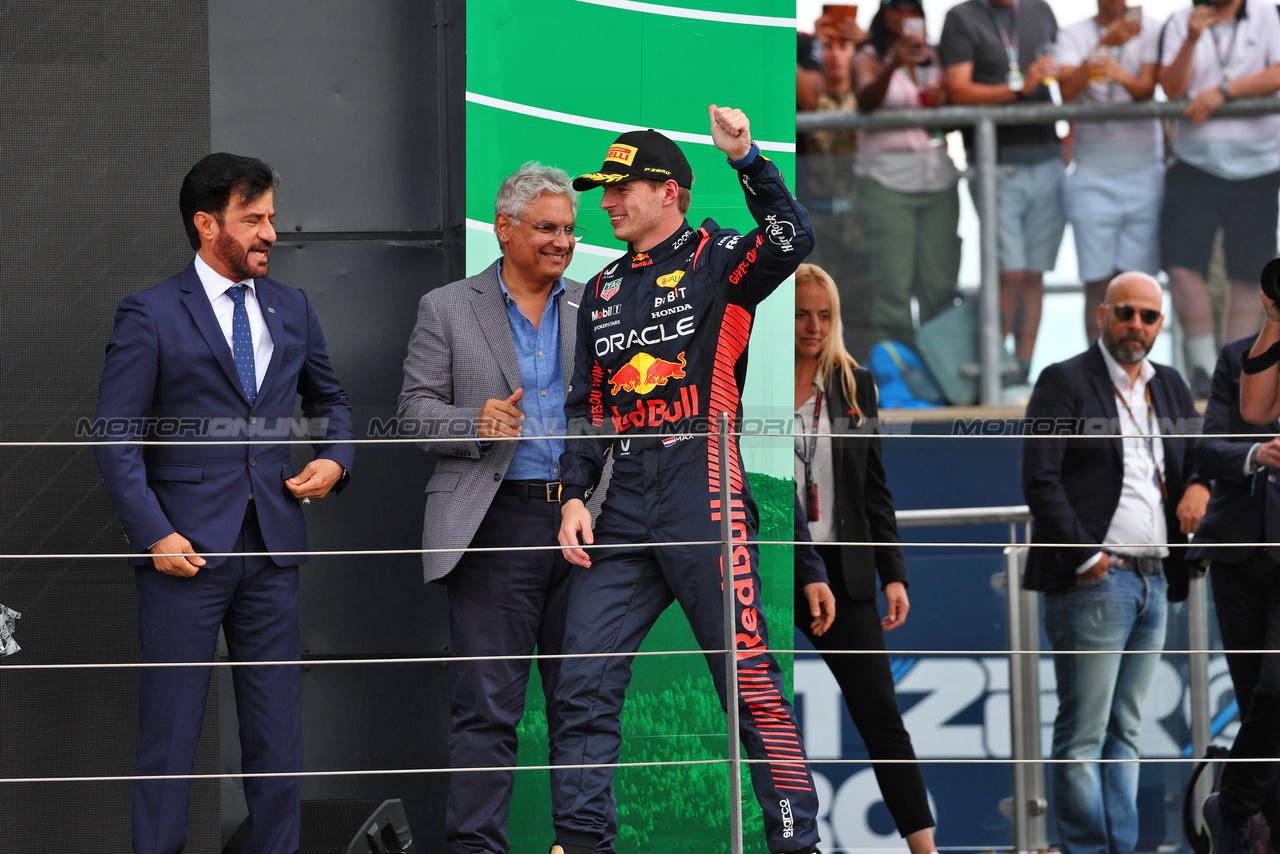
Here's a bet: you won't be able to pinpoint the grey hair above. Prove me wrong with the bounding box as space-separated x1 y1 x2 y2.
495 161 579 221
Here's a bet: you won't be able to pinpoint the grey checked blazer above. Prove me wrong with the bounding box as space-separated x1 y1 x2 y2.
397 259 606 583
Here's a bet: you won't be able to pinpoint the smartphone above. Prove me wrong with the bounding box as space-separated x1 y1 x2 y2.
822 4 858 23
1124 5 1142 21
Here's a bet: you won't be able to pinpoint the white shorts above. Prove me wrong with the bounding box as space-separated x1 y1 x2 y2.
1062 161 1164 282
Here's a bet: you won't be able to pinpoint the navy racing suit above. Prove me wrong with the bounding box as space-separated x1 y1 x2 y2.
553 149 821 853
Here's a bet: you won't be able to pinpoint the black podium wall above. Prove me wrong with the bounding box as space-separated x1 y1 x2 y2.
0 2 464 850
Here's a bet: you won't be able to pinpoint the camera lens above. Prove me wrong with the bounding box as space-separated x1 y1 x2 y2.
1262 258 1280 303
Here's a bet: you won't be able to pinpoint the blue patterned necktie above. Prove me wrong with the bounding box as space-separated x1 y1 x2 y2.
226 284 257 404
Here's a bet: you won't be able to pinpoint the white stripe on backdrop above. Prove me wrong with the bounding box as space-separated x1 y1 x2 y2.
797 0 1195 41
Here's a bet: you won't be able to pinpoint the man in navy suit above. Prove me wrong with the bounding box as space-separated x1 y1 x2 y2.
1192 331 1280 854
93 153 354 854
1023 272 1208 854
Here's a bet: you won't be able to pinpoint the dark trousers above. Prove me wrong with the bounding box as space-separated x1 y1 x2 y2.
794 545 935 837
133 512 301 854
1211 551 1280 828
551 448 820 854
445 492 575 854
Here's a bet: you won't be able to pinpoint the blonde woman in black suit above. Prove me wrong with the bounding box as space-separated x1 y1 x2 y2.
793 263 938 854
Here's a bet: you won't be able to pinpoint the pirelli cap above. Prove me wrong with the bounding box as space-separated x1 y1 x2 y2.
573 129 694 191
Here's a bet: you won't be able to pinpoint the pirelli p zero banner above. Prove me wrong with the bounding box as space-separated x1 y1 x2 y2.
466 2 798 851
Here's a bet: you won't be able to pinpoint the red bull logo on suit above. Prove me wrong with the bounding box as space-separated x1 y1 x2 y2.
607 351 687 395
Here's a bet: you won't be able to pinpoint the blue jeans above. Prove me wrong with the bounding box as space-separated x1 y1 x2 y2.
1043 567 1168 854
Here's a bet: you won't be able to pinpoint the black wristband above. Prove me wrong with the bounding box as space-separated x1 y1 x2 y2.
1242 341 1280 375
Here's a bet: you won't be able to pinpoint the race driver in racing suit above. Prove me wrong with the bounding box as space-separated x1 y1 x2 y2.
552 106 821 854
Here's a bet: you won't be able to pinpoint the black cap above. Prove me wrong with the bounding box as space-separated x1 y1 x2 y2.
573 129 694 191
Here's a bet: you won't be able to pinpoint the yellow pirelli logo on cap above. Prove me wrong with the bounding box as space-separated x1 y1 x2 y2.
605 143 638 165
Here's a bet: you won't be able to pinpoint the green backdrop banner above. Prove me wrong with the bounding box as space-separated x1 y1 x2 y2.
465 3 797 850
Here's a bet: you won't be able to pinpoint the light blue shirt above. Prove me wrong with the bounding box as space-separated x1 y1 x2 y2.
497 261 566 480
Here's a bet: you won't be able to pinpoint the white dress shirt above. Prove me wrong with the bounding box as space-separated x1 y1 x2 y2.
194 253 274 389
1079 341 1169 572
795 384 836 544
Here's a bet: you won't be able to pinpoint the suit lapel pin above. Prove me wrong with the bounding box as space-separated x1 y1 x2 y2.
267 306 275 314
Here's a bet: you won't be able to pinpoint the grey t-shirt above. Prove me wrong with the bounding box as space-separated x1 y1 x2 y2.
938 0 1061 164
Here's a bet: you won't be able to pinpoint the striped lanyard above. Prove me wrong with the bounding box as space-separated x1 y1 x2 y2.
988 1 1021 84
1112 384 1167 501
795 387 823 521
1210 17 1241 83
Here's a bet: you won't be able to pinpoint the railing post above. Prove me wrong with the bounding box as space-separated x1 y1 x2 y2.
1187 568 1213 832
1005 522 1047 853
718 412 744 854
976 116 1002 406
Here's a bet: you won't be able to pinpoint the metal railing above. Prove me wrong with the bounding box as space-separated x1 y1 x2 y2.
798 95 1280 405
895 504 1216 853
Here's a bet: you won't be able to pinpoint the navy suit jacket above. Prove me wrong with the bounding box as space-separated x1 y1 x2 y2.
1188 334 1276 565
94 260 355 569
1022 344 1201 601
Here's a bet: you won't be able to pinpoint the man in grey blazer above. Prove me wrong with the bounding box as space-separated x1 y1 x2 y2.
397 162 597 854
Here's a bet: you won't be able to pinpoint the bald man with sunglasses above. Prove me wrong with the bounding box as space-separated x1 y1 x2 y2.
1022 272 1209 854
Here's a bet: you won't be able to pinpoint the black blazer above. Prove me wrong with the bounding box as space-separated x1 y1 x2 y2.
793 493 830 588
1188 334 1276 565
1022 345 1201 601
813 367 908 602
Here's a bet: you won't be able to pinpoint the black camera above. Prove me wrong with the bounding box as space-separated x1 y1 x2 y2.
1262 258 1280 304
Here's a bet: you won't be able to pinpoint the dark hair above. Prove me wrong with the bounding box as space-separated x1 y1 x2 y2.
868 1 925 60
179 153 279 251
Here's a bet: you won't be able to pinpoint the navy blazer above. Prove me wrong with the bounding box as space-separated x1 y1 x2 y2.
1188 334 1276 565
94 260 355 569
1022 344 1201 600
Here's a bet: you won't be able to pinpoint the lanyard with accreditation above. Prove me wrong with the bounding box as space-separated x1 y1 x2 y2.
1112 384 1167 502
796 388 823 522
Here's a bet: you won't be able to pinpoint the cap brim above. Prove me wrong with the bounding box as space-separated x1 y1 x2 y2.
572 171 646 191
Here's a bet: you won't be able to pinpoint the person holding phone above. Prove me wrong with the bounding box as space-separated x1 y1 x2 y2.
1056 1 1164 344
852 0 962 349
793 262 939 854
1158 0 1280 396
801 4 875 356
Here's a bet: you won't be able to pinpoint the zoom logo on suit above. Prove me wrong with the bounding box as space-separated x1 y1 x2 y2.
93 154 354 854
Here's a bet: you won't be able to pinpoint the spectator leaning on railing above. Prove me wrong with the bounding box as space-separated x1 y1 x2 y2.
1056 0 1163 344
1158 0 1280 397
939 0 1064 387
802 8 874 357
852 0 962 350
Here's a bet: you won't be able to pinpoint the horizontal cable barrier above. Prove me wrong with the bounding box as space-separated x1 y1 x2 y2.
5 756 1277 787
0 645 1263 672
0 540 1269 560
4 397 1264 850
9 430 1280 445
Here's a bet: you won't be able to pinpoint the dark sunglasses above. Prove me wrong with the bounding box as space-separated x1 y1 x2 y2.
1103 303 1161 325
